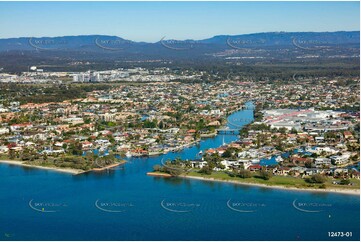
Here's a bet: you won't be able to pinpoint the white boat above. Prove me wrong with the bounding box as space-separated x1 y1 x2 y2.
275 156 283 162
125 151 132 158
251 159 260 163
198 150 203 155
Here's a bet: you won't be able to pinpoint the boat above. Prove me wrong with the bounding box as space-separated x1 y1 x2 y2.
296 148 304 153
251 159 260 163
198 150 203 156
275 156 284 162
125 151 132 158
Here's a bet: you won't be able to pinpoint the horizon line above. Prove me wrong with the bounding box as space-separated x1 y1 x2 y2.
1 30 360 43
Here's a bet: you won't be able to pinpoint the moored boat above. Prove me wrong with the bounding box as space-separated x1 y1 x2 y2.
275 156 283 162
125 151 132 158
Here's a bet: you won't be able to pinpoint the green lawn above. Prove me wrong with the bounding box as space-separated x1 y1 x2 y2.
186 171 360 190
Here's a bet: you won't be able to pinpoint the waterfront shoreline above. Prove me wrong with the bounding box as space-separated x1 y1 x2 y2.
180 174 360 195
147 172 172 177
0 159 83 174
92 160 126 171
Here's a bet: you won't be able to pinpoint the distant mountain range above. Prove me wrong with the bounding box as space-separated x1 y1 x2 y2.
0 31 359 72
0 31 359 52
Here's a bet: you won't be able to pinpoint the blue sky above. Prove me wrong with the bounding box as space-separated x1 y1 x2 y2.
0 1 359 41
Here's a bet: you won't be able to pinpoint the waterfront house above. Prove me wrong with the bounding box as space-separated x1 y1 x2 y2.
191 160 207 169
343 131 353 139
0 145 9 153
304 168 321 176
330 153 351 165
248 164 262 171
350 170 360 179
290 156 312 165
314 157 331 167
81 141 93 150
274 167 291 176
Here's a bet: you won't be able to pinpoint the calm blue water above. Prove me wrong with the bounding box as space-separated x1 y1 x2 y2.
0 102 359 241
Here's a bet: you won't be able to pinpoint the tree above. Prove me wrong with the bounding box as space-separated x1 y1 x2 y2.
238 169 252 178
168 168 183 177
158 121 164 129
20 148 31 161
306 174 327 184
8 149 15 160
340 179 350 185
305 161 313 168
222 149 232 158
153 164 162 172
259 170 272 180
279 127 287 134
199 166 212 175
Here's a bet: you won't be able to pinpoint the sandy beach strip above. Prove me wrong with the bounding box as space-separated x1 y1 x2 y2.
180 175 360 196
92 160 126 171
0 160 84 175
147 172 172 177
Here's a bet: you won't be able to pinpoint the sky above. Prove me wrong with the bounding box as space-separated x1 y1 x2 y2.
0 1 359 42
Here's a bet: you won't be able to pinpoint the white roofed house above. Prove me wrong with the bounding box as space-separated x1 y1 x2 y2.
0 145 9 154
315 146 338 155
304 168 322 176
10 123 33 132
314 157 331 167
270 122 302 131
333 168 349 178
0 127 9 135
330 153 351 165
237 159 252 169
34 133 48 141
220 160 238 170
191 160 207 169
315 136 325 143
42 149 65 155
81 141 93 150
